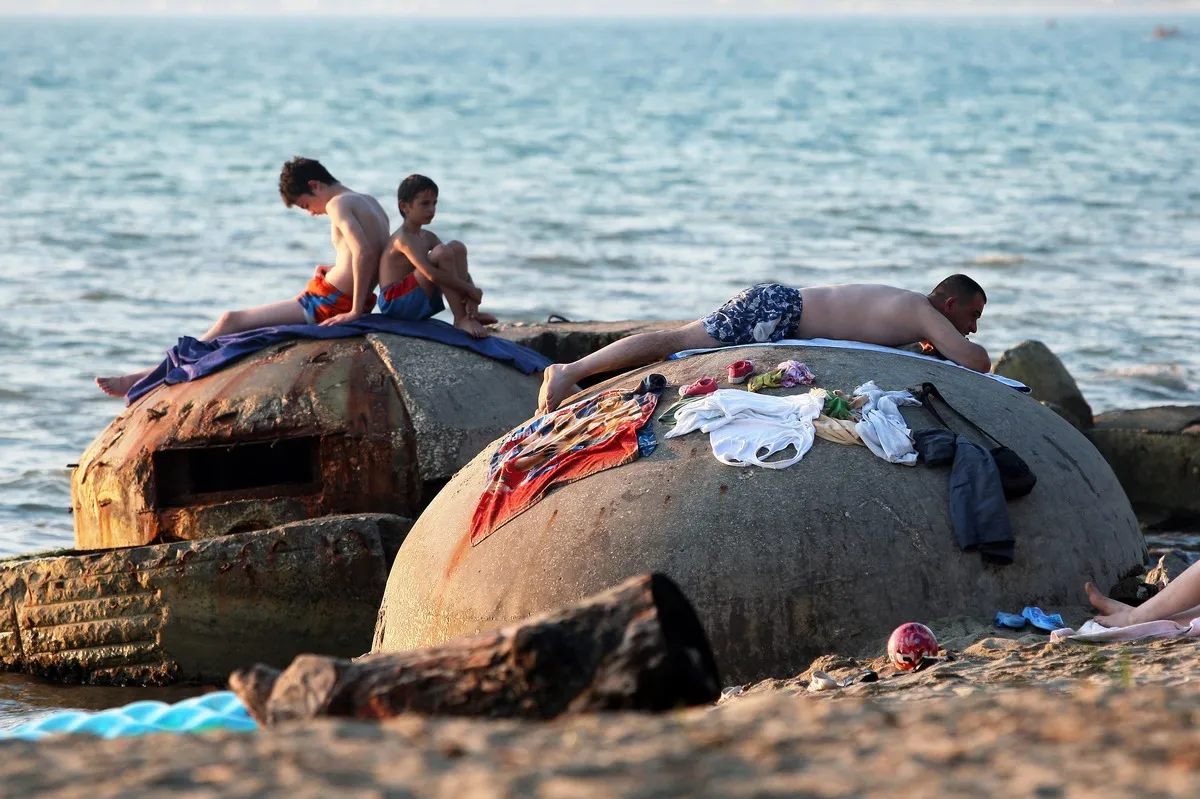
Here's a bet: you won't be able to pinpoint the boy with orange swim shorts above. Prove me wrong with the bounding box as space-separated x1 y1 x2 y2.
96 157 390 397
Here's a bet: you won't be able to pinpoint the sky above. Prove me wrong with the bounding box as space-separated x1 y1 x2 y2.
7 0 1200 15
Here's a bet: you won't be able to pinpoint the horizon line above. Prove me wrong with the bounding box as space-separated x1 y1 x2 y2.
4 9 1198 16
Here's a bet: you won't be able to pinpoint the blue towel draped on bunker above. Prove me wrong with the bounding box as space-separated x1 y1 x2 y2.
126 317 551 405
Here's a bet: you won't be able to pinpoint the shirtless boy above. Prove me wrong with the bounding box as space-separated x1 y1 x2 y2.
96 157 390 398
377 174 496 339
537 275 991 413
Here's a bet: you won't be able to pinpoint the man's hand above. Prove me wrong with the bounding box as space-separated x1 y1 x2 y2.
314 264 332 279
319 310 365 327
468 286 483 305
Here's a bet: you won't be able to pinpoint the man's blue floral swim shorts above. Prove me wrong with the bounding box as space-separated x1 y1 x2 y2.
701 283 804 346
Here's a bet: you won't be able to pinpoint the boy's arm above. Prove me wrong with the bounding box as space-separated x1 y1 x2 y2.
919 305 991 373
321 200 382 326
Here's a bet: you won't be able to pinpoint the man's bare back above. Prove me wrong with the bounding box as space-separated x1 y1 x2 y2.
796 283 986 370
536 276 991 413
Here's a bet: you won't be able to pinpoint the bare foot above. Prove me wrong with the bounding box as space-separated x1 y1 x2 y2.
1086 581 1136 627
537 363 578 414
95 373 144 398
474 311 499 325
455 317 491 339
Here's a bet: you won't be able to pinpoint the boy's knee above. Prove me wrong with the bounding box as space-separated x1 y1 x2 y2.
448 240 467 259
218 310 240 328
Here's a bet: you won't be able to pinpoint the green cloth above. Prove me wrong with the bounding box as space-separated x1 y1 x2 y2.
747 370 784 393
822 393 856 420
657 395 704 426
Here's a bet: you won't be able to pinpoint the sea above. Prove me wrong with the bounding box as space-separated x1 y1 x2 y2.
0 14 1196 724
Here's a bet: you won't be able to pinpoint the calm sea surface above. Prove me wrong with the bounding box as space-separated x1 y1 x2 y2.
0 14 1196 721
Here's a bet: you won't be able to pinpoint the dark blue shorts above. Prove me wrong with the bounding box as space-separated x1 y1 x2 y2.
701 283 804 346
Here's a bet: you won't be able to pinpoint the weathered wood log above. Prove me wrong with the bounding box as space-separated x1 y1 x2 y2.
229 573 720 725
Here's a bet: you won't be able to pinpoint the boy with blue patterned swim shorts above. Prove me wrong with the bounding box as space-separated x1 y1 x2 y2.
537 276 993 413
377 175 497 339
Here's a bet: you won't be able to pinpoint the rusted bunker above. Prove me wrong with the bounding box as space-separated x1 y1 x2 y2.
0 331 544 684
72 333 543 550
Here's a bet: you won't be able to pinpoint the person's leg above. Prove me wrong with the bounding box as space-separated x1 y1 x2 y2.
1087 560 1200 627
431 243 489 339
96 367 156 398
446 241 498 325
537 320 722 414
198 297 308 341
96 298 308 398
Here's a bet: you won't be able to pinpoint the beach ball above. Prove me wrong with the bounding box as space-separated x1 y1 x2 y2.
887 622 938 671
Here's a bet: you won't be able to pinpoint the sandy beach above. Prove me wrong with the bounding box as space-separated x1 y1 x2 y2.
4 609 1200 798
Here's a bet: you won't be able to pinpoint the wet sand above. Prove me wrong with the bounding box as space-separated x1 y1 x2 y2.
4 612 1200 797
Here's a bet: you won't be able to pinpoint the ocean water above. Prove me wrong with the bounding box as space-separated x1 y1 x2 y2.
0 15 1196 564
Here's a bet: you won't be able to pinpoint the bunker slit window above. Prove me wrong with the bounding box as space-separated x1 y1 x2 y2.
153 436 321 507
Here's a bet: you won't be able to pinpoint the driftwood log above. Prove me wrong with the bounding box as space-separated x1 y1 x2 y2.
229 573 721 725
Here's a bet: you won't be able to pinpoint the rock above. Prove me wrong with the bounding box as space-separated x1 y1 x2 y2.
1040 401 1085 432
71 335 542 550
0 514 411 685
1107 576 1159 607
374 344 1145 683
1087 406 1200 525
1146 550 1192 589
233 574 720 725
992 341 1093 429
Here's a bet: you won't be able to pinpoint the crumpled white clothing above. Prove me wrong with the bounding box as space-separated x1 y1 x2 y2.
664 389 822 469
1050 618 1200 643
853 381 920 466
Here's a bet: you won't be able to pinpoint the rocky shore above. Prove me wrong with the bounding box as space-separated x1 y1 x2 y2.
6 614 1200 797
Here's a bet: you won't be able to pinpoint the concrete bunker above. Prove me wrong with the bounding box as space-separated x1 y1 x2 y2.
374 344 1147 683
71 333 543 550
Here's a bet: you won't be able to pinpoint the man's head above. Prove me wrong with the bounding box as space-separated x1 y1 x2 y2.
397 174 438 223
929 274 986 335
279 157 340 215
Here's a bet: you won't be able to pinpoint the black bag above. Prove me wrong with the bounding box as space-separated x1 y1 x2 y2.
917 382 1037 499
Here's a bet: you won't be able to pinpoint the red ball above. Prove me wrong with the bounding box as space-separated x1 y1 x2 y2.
887 622 938 671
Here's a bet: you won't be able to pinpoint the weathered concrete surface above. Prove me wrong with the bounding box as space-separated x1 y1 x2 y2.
376 345 1145 683
992 340 1094 429
72 335 540 550
0 514 411 685
495 320 689 366
1088 405 1200 524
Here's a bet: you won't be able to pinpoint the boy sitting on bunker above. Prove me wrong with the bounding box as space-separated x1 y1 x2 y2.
95 157 391 398
377 174 496 339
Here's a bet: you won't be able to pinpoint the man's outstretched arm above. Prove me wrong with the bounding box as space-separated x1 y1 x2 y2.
920 307 991 373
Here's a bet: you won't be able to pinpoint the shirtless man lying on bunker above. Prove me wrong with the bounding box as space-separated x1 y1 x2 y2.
537 275 990 413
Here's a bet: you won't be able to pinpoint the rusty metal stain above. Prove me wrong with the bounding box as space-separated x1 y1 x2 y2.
72 338 421 550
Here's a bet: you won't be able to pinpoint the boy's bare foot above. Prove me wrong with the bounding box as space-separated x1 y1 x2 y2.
474 312 499 325
1086 581 1136 628
95 373 142 398
456 317 491 339
538 363 578 415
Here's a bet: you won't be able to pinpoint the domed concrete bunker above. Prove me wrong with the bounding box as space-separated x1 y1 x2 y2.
72 333 543 550
374 345 1147 682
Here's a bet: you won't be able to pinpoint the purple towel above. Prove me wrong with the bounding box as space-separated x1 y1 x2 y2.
127 317 550 406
